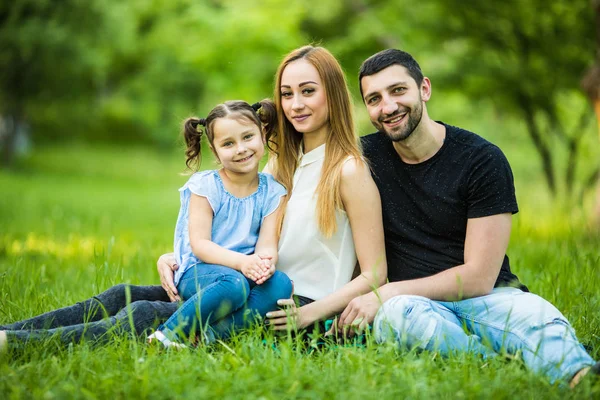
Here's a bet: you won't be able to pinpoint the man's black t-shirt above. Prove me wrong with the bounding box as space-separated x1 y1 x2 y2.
361 122 527 290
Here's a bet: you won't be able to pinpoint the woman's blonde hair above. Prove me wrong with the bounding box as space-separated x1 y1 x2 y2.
270 45 362 237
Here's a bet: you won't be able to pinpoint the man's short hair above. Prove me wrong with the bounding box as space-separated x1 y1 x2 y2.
358 49 424 99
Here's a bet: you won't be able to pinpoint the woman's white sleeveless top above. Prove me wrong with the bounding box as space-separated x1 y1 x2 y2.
277 144 357 301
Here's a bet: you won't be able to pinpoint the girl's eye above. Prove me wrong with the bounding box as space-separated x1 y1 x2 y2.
244 134 254 140
222 142 233 147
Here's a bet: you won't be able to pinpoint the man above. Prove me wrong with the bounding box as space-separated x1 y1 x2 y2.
336 48 598 386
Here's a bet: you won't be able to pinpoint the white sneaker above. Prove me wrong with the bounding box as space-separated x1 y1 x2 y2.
147 330 187 349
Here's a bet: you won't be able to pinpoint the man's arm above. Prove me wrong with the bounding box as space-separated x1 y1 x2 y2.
339 213 511 328
157 253 180 302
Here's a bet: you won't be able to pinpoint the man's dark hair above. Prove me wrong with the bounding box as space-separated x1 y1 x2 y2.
358 49 424 99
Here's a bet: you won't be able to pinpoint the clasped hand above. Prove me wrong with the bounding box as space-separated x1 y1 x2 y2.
240 254 275 284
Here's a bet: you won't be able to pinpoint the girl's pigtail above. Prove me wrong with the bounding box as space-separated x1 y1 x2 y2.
183 117 206 171
255 99 278 154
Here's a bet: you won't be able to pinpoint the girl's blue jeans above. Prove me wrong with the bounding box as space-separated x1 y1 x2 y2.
373 287 595 384
159 263 292 342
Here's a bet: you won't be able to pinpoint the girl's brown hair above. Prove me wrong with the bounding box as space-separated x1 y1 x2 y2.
182 99 277 171
270 45 362 237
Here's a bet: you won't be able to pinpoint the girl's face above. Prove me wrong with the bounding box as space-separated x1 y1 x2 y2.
211 117 265 175
280 59 329 138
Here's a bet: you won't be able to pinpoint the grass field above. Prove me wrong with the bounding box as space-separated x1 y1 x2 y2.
1 140 599 399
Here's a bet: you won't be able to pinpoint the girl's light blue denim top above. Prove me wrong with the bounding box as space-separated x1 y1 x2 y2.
173 170 286 286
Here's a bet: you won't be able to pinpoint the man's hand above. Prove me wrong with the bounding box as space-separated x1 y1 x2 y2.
157 253 180 302
338 291 383 337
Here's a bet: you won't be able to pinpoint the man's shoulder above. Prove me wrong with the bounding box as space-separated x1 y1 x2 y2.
360 131 385 146
443 122 506 160
360 132 389 160
440 122 498 152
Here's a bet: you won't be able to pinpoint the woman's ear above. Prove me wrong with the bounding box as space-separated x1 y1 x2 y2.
261 124 268 143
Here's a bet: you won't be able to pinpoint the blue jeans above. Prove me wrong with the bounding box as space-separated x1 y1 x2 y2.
2 284 177 347
373 288 595 383
159 263 292 342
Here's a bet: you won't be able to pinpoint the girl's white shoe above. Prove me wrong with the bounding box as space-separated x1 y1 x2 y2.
147 330 187 349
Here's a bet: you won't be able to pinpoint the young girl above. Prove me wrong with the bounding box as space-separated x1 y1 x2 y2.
148 100 292 348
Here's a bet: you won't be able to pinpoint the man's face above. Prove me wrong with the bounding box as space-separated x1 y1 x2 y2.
361 65 428 141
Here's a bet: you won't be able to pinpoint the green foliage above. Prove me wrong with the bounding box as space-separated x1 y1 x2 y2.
1 0 597 201
1 144 599 398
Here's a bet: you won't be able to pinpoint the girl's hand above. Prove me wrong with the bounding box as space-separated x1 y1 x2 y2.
255 257 275 285
265 299 311 330
240 254 267 282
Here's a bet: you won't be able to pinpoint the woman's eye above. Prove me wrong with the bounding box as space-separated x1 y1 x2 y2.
281 92 292 98
302 88 315 95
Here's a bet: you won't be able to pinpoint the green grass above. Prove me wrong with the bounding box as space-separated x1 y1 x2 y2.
1 142 599 399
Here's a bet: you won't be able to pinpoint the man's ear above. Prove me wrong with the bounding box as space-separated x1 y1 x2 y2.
420 77 432 102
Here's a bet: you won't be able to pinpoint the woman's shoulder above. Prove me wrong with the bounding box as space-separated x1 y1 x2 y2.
340 156 370 180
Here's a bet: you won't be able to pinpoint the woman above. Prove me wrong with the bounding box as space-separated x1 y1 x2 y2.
0 45 386 350
262 45 386 330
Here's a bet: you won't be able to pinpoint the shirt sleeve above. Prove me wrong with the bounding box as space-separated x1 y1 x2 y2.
466 144 519 218
262 174 287 222
182 171 221 214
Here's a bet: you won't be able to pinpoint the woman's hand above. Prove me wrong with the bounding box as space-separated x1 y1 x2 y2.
157 253 180 302
266 299 312 330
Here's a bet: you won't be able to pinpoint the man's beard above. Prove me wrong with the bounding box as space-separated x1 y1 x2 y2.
380 100 423 142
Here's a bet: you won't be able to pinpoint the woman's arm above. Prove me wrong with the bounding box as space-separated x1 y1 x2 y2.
189 194 265 281
267 158 387 329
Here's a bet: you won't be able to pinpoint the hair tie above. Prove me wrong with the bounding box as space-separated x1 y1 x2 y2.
251 102 262 112
190 118 206 133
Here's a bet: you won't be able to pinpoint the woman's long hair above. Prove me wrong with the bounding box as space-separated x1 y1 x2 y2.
270 45 362 237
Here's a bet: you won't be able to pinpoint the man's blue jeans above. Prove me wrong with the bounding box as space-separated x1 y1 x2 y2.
373 287 595 383
159 263 292 342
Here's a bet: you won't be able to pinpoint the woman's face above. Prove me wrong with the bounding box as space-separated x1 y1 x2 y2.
280 59 329 138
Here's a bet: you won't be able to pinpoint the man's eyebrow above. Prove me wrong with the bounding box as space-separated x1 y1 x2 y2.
364 81 409 100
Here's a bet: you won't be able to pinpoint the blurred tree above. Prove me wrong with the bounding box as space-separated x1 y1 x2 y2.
0 0 119 166
0 0 306 165
581 0 600 225
425 0 595 199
